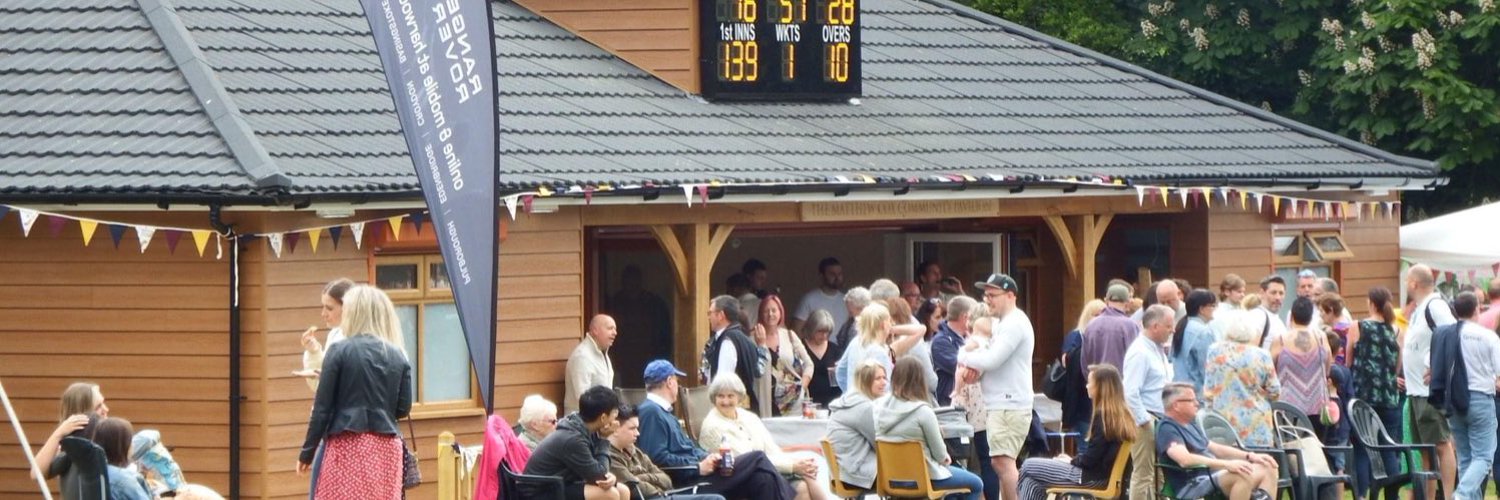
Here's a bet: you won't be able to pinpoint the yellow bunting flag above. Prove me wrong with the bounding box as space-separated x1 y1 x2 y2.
191 230 212 257
1272 196 1282 215
1160 187 1170 206
79 219 99 246
387 216 404 240
307 229 321 254
537 185 553 197
1238 190 1248 210
1199 187 1213 206
1341 202 1352 220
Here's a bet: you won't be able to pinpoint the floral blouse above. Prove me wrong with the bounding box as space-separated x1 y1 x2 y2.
1352 319 1401 409
1203 341 1281 447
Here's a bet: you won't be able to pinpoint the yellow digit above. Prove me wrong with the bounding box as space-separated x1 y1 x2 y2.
778 0 792 23
719 42 730 81
742 0 757 22
730 41 743 81
826 0 838 24
840 0 854 25
746 41 759 81
836 42 848 81
783 43 795 81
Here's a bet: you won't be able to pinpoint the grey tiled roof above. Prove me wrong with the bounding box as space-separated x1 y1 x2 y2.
0 0 1438 201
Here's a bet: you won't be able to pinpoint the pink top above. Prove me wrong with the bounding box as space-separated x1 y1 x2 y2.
1478 302 1500 331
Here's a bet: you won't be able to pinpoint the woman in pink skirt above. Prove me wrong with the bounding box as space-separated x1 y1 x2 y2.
296 284 413 499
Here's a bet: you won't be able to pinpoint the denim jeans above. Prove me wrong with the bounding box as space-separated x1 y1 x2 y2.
970 430 999 500
930 465 984 500
1448 392 1497 500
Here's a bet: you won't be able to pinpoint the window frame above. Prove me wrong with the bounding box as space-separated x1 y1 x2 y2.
373 254 481 416
1306 231 1355 260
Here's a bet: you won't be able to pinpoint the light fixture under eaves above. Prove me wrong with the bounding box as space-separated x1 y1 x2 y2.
315 207 355 219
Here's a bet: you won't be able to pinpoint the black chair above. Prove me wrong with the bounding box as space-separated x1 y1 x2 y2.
1199 411 1293 500
1347 399 1437 500
60 436 108 500
1155 417 1225 500
500 460 564 500
1269 401 1354 500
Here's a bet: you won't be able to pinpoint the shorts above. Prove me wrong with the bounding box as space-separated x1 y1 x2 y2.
1409 396 1452 444
985 409 1031 458
1175 470 1226 499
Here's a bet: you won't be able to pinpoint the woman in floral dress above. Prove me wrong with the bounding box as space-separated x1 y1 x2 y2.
1202 301 1282 447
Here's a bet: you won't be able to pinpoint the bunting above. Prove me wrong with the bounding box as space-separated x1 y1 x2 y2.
349 222 366 250
267 233 284 259
191 230 212 257
307 229 322 254
107 224 127 249
328 226 344 250
136 226 155 254
387 216 404 240
79 220 99 247
18 209 38 237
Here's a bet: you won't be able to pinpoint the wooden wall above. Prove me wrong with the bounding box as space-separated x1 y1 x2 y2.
514 0 698 92
0 212 232 497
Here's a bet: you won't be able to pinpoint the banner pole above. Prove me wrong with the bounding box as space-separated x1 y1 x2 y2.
0 380 55 500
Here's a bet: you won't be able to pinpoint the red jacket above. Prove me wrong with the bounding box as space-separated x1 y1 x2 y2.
473 414 532 500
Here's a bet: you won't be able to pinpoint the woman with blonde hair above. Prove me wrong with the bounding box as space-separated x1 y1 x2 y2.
826 361 889 491
1203 301 1282 447
753 294 815 416
835 303 895 390
33 382 109 496
297 284 412 499
1019 364 1137 499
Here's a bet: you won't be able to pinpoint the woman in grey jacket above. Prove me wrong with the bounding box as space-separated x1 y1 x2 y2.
874 358 983 500
826 360 888 490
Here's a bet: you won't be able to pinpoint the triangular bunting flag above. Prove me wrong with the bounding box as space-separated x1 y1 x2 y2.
1271 196 1282 215
191 230 212 257
503 196 519 220
522 195 534 213
1134 186 1146 206
328 226 343 250
107 224 127 249
387 216 404 240
1199 187 1213 207
286 231 302 254
1392 202 1401 220
163 230 183 254
267 233 284 258
1341 202 1352 220
19 208 39 236
1178 188 1189 207
79 219 99 247
349 222 365 249
409 211 426 235
696 185 710 206
0 205 8 222
48 216 68 237
1160 187 1170 206
1217 187 1229 206
584 186 595 205
537 185 553 197
136 226 155 253
307 229 322 254
683 185 695 207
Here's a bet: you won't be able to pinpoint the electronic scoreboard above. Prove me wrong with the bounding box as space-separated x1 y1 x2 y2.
699 0 861 100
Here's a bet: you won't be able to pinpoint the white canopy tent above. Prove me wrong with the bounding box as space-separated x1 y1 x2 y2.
1401 200 1500 273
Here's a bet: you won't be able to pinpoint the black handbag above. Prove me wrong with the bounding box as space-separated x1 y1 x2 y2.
1041 358 1067 400
402 418 421 489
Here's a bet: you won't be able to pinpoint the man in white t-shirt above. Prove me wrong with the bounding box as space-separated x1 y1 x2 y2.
791 257 846 333
1404 263 1457 500
957 273 1033 500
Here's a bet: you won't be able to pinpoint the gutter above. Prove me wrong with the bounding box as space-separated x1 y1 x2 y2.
207 206 241 499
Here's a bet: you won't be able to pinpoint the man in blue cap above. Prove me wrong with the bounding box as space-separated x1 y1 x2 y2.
635 360 796 500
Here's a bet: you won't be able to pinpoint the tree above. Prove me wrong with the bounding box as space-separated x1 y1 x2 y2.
961 0 1500 218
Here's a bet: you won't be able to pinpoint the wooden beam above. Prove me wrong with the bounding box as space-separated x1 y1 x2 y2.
1043 215 1079 279
660 223 735 384
708 224 735 259
648 225 690 296
1090 214 1114 253
581 196 1182 226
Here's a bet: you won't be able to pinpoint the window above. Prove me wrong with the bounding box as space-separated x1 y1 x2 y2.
1273 230 1353 265
375 255 478 411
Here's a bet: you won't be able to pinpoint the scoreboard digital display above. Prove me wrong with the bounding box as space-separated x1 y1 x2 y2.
699 0 861 101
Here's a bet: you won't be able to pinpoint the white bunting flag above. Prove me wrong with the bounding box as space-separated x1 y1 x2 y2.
1135 186 1146 206
18 208 38 237
1178 188 1189 207
267 233 284 258
349 222 366 249
682 185 695 207
503 195 519 220
136 226 156 253
1217 187 1229 206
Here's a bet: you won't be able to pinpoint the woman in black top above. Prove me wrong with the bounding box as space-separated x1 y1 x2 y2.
800 309 844 405
296 285 413 499
1017 364 1136 498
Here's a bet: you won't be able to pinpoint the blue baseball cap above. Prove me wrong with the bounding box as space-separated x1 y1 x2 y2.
643 359 687 385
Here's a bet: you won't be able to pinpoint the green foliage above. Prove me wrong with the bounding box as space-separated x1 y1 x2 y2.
958 0 1500 218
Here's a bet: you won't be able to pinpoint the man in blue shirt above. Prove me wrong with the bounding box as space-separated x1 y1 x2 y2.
634 360 796 500
1157 383 1279 500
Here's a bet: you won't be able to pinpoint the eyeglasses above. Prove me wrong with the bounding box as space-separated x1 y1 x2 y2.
1171 399 1199 407
544 418 558 424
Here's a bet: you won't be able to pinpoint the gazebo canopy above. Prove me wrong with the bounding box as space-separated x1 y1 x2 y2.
1402 200 1500 272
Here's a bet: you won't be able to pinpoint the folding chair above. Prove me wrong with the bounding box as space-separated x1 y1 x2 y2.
1044 440 1132 499
822 438 873 499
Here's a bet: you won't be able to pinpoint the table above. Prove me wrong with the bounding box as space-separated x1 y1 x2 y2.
763 409 976 448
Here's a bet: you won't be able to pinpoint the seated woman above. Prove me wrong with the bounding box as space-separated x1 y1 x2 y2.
697 373 829 500
94 417 152 500
1017 364 1136 498
826 360 888 492
875 357 983 500
516 394 559 450
33 382 109 497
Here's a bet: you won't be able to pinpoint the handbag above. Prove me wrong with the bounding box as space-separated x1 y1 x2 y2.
1041 358 1067 401
402 417 421 489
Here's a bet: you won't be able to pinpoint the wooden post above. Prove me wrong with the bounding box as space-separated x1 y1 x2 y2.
1044 214 1113 326
651 223 734 384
